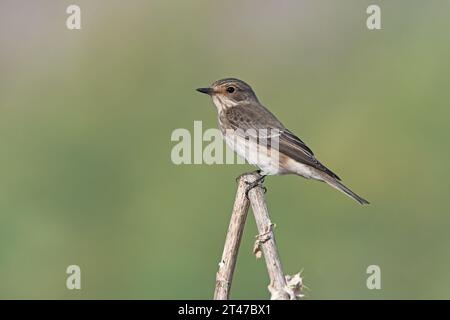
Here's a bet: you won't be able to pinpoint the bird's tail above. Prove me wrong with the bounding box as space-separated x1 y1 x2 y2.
322 175 370 205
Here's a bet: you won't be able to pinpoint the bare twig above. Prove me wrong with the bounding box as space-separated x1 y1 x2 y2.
214 177 251 300
244 173 290 300
214 172 303 300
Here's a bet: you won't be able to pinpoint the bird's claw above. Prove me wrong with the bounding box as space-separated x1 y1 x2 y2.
244 175 267 198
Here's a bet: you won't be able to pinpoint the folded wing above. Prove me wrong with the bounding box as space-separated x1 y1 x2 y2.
222 104 341 180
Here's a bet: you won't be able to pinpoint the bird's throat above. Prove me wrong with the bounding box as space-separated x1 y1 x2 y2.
212 95 238 112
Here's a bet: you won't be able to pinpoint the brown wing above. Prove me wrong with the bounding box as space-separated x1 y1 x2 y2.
279 129 341 180
222 104 341 180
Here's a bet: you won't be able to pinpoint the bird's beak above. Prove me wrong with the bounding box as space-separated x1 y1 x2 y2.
196 87 213 95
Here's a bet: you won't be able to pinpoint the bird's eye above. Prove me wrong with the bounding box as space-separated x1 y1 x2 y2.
226 86 235 93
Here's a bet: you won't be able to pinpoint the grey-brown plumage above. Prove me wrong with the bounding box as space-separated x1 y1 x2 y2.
197 78 369 205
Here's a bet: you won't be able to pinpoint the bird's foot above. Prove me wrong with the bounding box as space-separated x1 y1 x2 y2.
235 170 267 197
244 174 267 198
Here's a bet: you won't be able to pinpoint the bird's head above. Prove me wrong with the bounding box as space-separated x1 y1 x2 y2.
196 78 258 110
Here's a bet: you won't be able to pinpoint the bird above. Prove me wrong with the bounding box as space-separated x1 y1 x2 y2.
196 78 369 205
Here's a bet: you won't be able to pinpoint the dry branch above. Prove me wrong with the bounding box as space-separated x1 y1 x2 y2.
214 177 251 300
245 173 289 299
214 172 303 300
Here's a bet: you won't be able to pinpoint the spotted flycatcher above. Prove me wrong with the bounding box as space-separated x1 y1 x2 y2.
196 78 369 205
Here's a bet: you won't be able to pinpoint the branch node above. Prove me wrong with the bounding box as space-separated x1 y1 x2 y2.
268 273 304 300
253 223 275 259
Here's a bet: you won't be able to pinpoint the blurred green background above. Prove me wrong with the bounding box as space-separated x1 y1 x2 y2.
1 0 450 299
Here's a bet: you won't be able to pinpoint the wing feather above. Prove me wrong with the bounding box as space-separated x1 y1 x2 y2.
221 105 341 180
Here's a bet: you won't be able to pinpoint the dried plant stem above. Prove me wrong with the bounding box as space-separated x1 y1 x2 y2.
214 172 302 300
245 173 289 299
214 177 251 300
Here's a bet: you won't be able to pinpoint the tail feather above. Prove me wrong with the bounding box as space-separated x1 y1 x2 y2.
322 175 370 205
